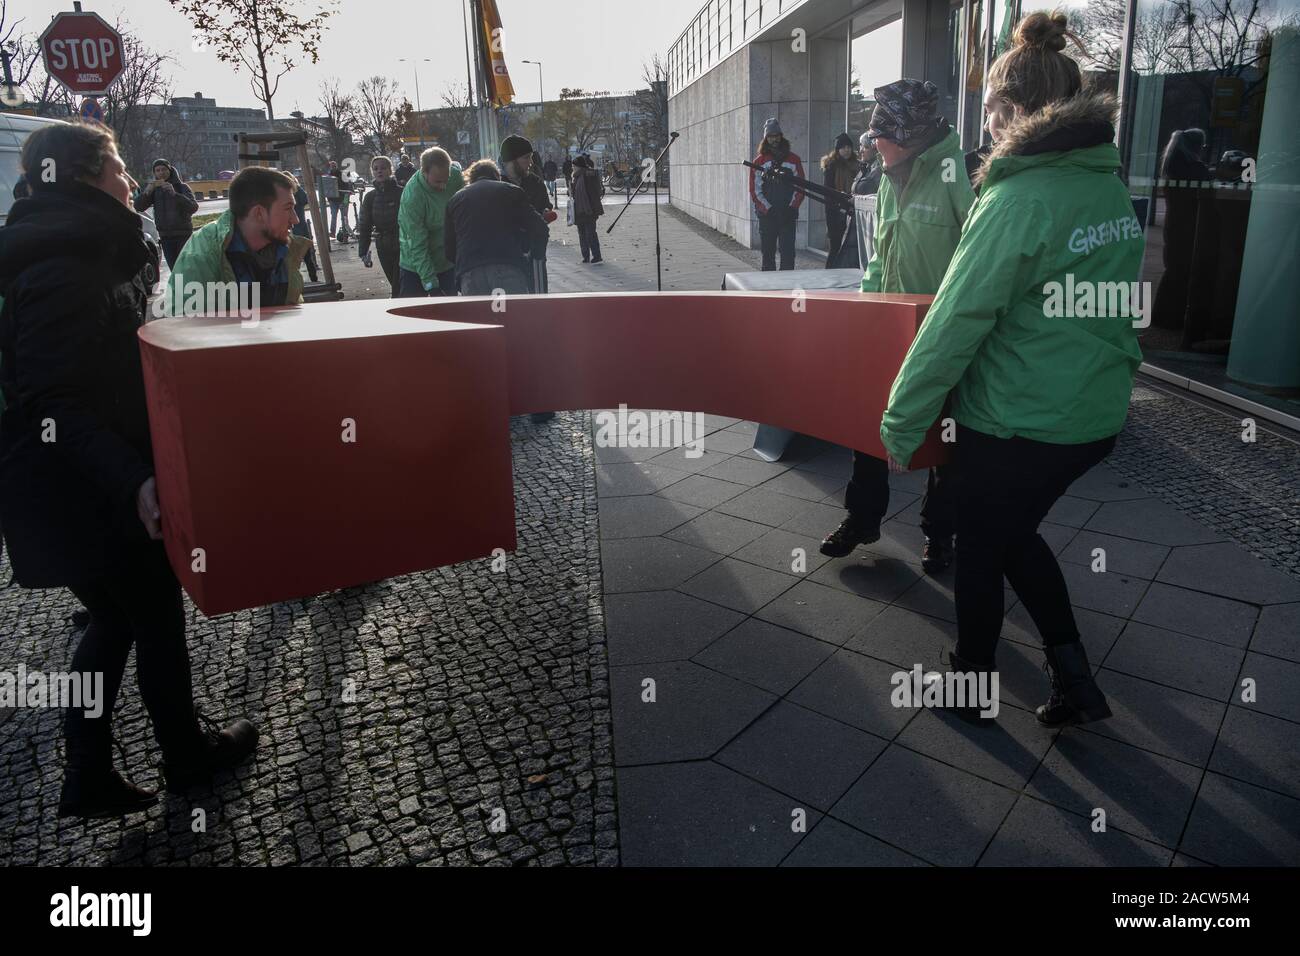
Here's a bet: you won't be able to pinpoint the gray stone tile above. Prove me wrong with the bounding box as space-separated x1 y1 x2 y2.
892 497 923 526
616 760 816 866
696 427 754 456
830 745 1017 867
723 420 760 438
678 557 799 614
778 499 848 538
601 536 720 593
861 519 930 565
888 469 929 495
1157 542 1300 605
809 552 924 603
1039 522 1079 556
1066 465 1149 502
782 817 929 866
754 579 887 646
703 455 792 487
605 591 746 666
1209 706 1300 801
1180 772 1300 866
788 649 920 738
1074 668 1225 768
898 706 1057 789
714 487 818 527
663 510 771 556
757 467 847 502
731 528 831 576
609 660 776 765
1236 652 1300 724
882 489 921 520
1171 852 1214 866
716 700 887 811
694 618 836 696
892 574 957 623
647 446 733 475
1252 603 1300 662
700 413 742 433
1000 603 1126 665
594 442 668 464
1060 562 1150 618
1103 621 1245 701
980 796 1172 866
595 461 689 497
1026 729 1201 847
795 450 852 479
1132 582 1257 648
598 495 702 539
1059 531 1170 580
1085 499 1226 547
1045 495 1101 529
845 605 955 672
656 473 749 509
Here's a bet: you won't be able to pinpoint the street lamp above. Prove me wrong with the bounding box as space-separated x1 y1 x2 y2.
398 58 432 154
521 59 544 157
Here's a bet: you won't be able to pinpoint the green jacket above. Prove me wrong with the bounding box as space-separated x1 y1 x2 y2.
163 210 309 315
398 163 464 286
860 127 975 295
881 94 1145 466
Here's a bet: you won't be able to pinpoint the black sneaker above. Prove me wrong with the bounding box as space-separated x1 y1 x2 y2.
921 536 954 575
162 707 259 793
58 768 158 820
819 517 880 558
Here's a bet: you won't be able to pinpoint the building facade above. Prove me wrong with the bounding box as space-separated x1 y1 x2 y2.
160 93 274 180
667 0 1300 406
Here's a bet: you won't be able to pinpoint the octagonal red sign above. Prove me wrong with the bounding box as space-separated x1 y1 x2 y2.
39 11 124 98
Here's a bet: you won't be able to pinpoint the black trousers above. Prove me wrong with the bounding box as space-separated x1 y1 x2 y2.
758 208 796 271
160 236 188 270
576 217 602 261
953 424 1116 666
374 235 400 295
844 451 956 539
397 267 456 298
825 220 847 269
64 541 200 772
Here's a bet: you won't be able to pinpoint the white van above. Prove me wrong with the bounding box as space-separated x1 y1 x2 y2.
0 112 160 243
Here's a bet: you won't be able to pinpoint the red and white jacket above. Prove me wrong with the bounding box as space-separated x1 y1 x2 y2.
749 147 806 216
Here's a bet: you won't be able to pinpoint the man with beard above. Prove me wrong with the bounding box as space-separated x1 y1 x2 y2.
165 166 312 315
357 156 402 295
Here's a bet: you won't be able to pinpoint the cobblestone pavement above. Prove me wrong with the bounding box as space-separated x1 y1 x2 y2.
0 414 616 866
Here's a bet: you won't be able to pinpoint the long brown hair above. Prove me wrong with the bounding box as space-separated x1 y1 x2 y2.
986 11 1088 115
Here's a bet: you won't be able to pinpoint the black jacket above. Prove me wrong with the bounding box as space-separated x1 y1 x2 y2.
444 179 550 280
0 184 159 587
133 163 198 238
395 159 417 187
357 178 401 256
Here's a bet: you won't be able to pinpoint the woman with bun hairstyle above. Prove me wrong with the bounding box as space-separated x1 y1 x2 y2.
879 11 1145 724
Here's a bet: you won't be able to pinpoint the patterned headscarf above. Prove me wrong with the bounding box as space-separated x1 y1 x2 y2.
868 79 942 146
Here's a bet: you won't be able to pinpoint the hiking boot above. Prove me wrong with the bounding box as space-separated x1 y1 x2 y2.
1037 641 1111 726
162 707 259 793
58 768 157 820
819 517 880 558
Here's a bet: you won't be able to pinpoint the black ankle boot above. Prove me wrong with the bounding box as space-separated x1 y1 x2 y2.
162 708 259 793
1037 641 1111 726
58 768 158 819
921 536 954 575
819 517 880 557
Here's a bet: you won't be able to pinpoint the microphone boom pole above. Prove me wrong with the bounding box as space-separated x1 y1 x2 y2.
607 131 680 292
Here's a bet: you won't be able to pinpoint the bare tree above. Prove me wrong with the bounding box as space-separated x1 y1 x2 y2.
169 0 338 120
101 23 176 175
1 0 42 103
316 76 360 167
354 75 401 154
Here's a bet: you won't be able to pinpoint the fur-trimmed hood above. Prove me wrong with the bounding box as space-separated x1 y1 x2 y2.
974 92 1117 187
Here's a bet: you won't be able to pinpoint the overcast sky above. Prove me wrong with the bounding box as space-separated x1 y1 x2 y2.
16 0 708 114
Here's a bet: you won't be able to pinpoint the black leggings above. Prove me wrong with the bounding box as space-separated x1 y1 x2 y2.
953 425 1116 665
64 542 199 772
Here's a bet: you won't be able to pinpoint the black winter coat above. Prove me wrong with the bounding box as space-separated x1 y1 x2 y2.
444 179 550 280
0 184 159 587
133 164 198 238
358 178 401 256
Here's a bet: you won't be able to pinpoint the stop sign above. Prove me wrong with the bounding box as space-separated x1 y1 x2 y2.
39 11 124 98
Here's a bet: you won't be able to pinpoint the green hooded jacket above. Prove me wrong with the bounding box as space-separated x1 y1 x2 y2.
860 126 975 295
880 95 1145 466
163 209 309 316
398 162 465 286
